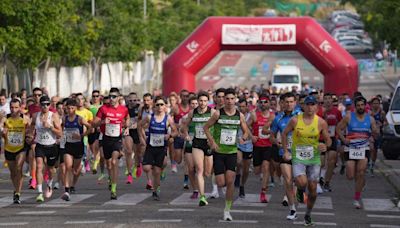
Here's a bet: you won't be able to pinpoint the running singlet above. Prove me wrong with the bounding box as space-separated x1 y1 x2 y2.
252 111 272 147
4 114 25 152
192 107 211 140
89 104 101 117
345 112 371 159
147 113 168 147
76 108 93 122
128 106 139 129
272 111 297 156
174 105 189 124
292 114 320 165
96 104 129 138
324 107 342 137
184 114 195 148
64 115 83 143
237 112 253 153
35 112 57 145
213 109 241 154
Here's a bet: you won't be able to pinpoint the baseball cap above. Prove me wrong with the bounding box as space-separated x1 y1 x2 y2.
304 95 317 105
344 98 352 106
40 96 51 104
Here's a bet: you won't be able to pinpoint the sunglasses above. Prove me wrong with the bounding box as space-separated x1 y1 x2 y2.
244 92 249 95
109 95 118 99
155 103 165 107
259 100 269 104
306 103 316 106
129 99 140 102
92 95 100 98
41 103 50 107
34 94 42 97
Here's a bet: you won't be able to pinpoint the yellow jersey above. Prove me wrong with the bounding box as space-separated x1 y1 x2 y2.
4 114 26 152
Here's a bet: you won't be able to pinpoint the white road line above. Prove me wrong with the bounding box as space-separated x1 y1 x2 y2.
158 208 195 212
370 225 400 228
103 193 151 206
0 195 34 208
363 199 400 212
64 220 105 224
0 222 28 226
141 219 182 223
230 209 264 214
298 196 333 209
297 212 335 216
368 214 400 219
88 209 125 213
218 220 258 224
18 211 56 215
233 194 272 207
294 222 337 226
170 193 213 206
113 224 126 228
38 194 94 208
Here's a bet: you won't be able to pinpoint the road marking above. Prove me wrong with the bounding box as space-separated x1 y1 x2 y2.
0 195 34 208
218 220 258 223
363 199 400 212
158 208 195 212
233 194 272 207
170 193 212 206
88 209 125 213
113 224 126 228
294 222 336 226
297 212 335 216
141 219 182 223
38 194 94 208
0 222 28 226
230 209 264 214
368 214 400 219
298 196 333 209
18 211 56 215
64 220 105 224
103 193 151 206
370 225 400 228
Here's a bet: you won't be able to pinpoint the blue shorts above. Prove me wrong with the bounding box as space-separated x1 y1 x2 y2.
174 137 185 149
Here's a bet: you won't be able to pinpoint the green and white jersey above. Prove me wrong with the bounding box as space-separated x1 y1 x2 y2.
213 109 241 154
192 107 212 140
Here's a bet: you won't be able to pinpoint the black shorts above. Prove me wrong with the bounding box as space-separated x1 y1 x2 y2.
88 131 100 145
253 146 272 167
327 137 338 151
238 149 253 160
143 146 167 168
174 137 185 149
35 144 59 167
102 136 122 160
344 150 371 161
129 129 140 144
65 142 85 160
278 155 293 165
184 145 192 153
58 148 65 164
213 152 237 175
192 138 212 156
271 144 280 163
5 149 26 161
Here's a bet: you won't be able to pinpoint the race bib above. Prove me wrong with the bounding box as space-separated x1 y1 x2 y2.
258 127 270 139
328 126 336 137
8 132 24 147
130 117 137 129
188 132 195 144
36 129 53 145
98 132 103 140
287 136 293 149
60 135 66 149
220 128 237 145
105 123 120 137
296 145 314 161
195 125 207 139
65 128 81 143
150 133 164 147
349 147 366 160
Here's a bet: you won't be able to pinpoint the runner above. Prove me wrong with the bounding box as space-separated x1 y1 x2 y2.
248 94 275 203
271 92 298 220
236 98 253 198
92 88 130 200
88 90 102 175
183 92 215 206
336 96 378 209
203 88 250 221
75 93 93 174
1 99 30 204
139 96 177 200
61 98 92 201
96 95 110 183
281 95 331 226
30 96 63 202
369 97 386 176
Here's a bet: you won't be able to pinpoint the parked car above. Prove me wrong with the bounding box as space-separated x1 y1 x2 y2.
382 80 400 159
339 40 373 54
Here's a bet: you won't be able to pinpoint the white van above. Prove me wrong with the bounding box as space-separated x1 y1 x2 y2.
271 65 302 93
382 80 400 159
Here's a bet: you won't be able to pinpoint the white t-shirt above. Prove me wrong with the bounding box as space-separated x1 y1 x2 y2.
0 102 10 115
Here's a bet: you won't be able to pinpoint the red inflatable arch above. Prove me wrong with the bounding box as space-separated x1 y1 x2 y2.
163 17 358 95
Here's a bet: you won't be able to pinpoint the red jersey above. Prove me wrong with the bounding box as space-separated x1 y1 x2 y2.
324 107 342 137
252 111 273 147
28 104 56 116
174 104 189 123
96 104 129 137
316 105 324 118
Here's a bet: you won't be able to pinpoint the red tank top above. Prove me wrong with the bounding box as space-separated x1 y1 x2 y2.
252 111 272 147
174 104 189 123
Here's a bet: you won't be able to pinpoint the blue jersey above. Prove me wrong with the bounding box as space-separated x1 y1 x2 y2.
237 113 253 153
347 112 371 149
271 111 297 156
64 115 83 143
147 113 168 147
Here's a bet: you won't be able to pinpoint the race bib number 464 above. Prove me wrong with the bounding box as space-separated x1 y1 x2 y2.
295 145 314 161
349 147 366 160
220 129 237 145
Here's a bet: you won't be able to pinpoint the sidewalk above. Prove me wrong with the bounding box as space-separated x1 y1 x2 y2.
375 157 400 207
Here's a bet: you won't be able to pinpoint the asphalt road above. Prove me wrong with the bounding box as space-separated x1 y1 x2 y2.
0 153 399 228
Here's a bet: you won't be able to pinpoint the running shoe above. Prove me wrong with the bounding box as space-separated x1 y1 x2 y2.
13 193 21 204
118 159 124 168
23 171 30 177
29 178 37 190
260 192 268 203
282 195 289 206
183 180 189 190
85 160 90 172
317 183 324 194
199 195 208 206
319 177 325 187
97 173 105 184
70 186 76 194
111 191 117 200
239 186 245 198
190 191 199 199
136 164 142 178
61 192 70 201
53 182 60 190
304 214 314 226
323 183 332 192
353 199 362 209
124 168 129 176
286 210 297 220
223 211 233 221
171 164 178 173
152 191 160 201
221 187 226 196
132 166 137 179
370 168 375 177
146 180 154 190
268 182 275 188
296 189 304 203
126 174 133 184
45 186 53 198
209 188 219 199
36 193 44 202
160 170 166 181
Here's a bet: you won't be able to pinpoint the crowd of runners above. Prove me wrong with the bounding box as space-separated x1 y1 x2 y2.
0 85 386 226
